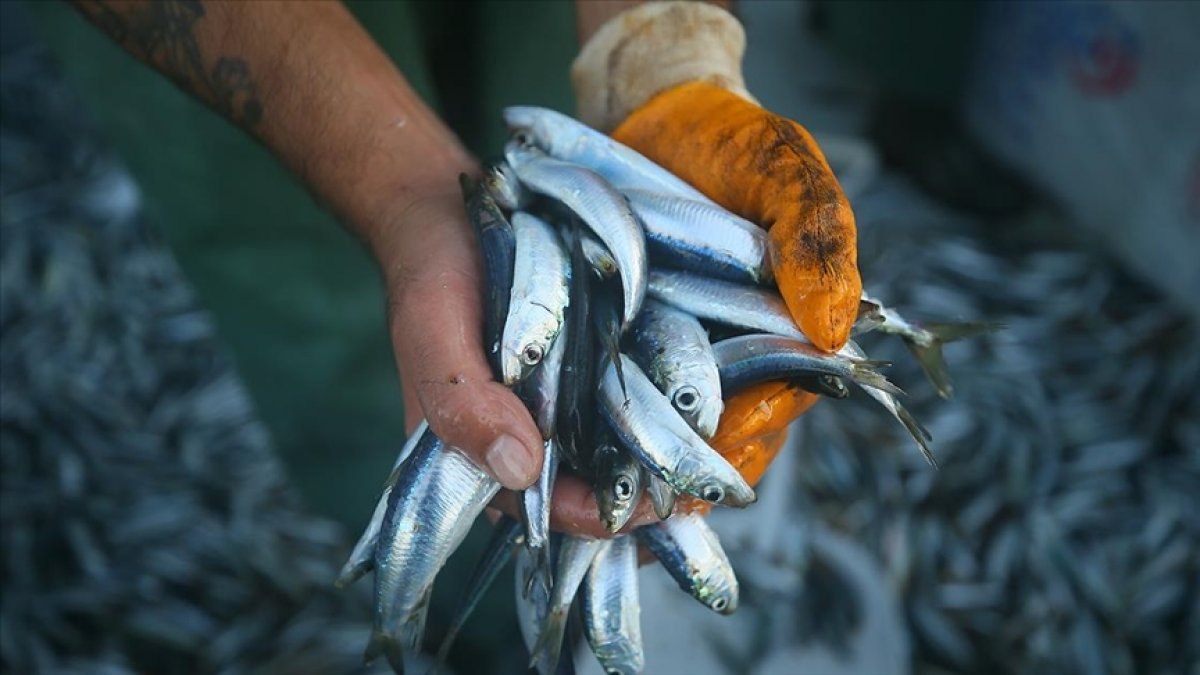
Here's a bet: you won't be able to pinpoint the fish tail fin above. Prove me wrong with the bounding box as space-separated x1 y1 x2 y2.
529 607 569 673
535 545 555 595
895 401 938 469
364 628 406 674
908 321 1002 399
849 362 906 397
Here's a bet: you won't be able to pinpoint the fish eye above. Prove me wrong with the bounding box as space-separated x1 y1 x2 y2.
701 485 724 503
513 130 534 146
672 386 701 412
614 476 634 503
711 597 728 612
521 344 544 366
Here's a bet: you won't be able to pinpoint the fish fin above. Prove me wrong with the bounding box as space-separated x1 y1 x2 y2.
895 401 938 468
853 299 885 334
529 607 568 674
364 628 405 674
334 557 372 589
905 321 1002 399
849 363 906 397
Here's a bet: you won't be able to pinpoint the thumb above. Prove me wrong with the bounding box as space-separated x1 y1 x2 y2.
381 191 544 491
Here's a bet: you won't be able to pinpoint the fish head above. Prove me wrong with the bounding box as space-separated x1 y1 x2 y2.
594 448 643 534
696 573 740 615
670 380 724 440
483 161 525 211
672 450 756 508
501 335 549 386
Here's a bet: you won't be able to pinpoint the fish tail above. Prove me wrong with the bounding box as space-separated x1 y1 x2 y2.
529 607 569 673
908 321 1002 399
849 363 906 397
895 401 938 469
364 628 406 674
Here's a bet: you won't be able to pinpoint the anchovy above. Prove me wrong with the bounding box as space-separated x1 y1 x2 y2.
556 233 597 472
335 419 431 589
646 269 807 341
636 512 738 615
624 189 771 285
482 160 527 212
645 473 677 521
628 299 723 439
505 142 646 328
515 543 577 675
364 432 501 673
591 425 646 533
530 536 611 674
861 292 1000 398
502 211 570 385
598 354 755 507
503 105 715 204
581 229 619 280
523 438 559 590
460 175 516 379
712 333 902 397
581 535 644 675
589 277 626 393
433 516 524 667
842 340 938 468
792 373 850 399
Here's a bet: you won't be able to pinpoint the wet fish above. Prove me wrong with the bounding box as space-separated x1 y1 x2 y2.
581 535 644 675
590 277 626 393
628 299 723 439
503 105 715 204
556 233 597 472
647 269 806 342
482 160 527 212
364 432 501 673
460 175 516 379
645 473 677 521
524 438 559 588
842 340 937 467
581 229 619 280
792 373 850 399
591 426 646 534
335 419 431 589
501 211 570 385
530 536 611 674
636 512 738 615
505 141 646 328
624 188 771 285
861 292 1000 398
598 353 755 507
515 543 577 675
712 333 902 397
433 516 524 667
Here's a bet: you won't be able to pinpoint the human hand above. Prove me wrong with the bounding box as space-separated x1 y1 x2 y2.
571 1 857 487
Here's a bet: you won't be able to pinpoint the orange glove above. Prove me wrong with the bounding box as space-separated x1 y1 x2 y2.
572 1 856 504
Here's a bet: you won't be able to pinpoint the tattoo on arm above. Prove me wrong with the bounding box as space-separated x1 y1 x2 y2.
73 0 263 128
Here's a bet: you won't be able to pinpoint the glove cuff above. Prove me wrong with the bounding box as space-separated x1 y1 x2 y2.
571 1 754 132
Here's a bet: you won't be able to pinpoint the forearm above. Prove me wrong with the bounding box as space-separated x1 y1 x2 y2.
70 0 473 253
575 0 733 43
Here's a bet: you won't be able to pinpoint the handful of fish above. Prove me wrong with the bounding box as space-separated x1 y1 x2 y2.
338 105 994 674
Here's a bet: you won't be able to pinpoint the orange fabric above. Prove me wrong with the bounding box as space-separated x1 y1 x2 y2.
612 81 862 353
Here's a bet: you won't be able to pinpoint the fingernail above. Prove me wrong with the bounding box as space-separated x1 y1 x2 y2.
485 434 535 490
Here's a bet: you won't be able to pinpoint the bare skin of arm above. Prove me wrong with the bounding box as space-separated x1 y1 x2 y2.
70 0 647 537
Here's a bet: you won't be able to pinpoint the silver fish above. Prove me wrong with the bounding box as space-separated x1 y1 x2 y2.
364 433 501 672
335 419 430 589
636 511 738 615
581 230 619 280
624 189 771 285
515 545 556 675
503 105 715 204
581 535 644 675
712 333 902 397
523 438 559 583
598 354 755 507
861 292 1000 399
645 473 677 521
628 299 723 439
842 340 938 468
502 211 570 385
504 142 646 328
647 269 807 341
483 160 527 211
530 536 611 674
591 427 646 533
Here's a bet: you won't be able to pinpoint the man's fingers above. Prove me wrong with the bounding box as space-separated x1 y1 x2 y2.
384 192 544 491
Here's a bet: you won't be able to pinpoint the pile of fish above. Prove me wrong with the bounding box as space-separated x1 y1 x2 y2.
338 106 992 675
